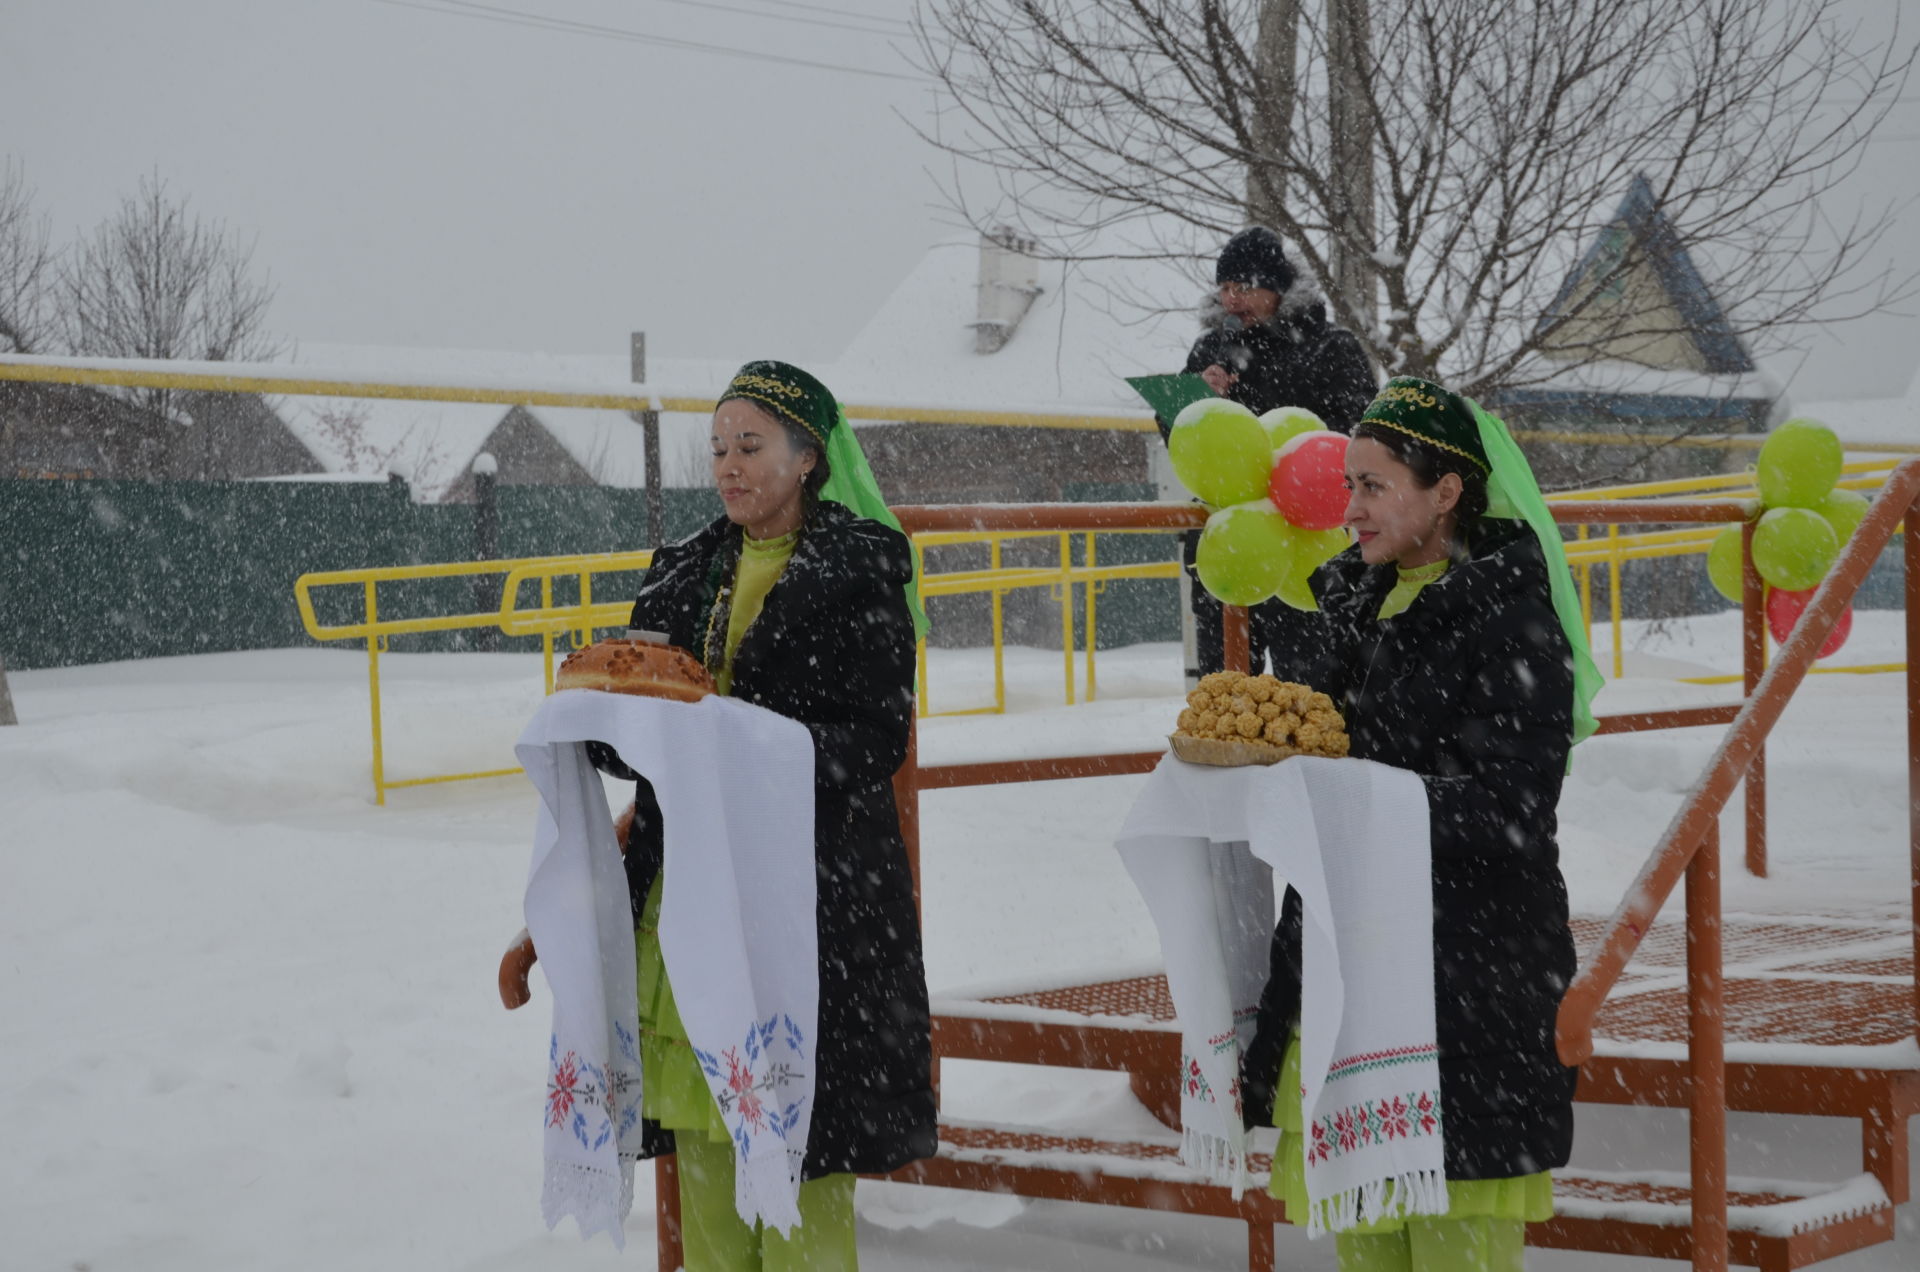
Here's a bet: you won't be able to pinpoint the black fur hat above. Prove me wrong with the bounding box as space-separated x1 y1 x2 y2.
1215 226 1294 295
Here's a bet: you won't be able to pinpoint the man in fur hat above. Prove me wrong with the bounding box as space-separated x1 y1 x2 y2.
1183 226 1375 428
1170 226 1378 675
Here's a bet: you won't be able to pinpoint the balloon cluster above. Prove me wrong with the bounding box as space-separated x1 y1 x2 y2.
1704 418 1865 657
1167 399 1351 608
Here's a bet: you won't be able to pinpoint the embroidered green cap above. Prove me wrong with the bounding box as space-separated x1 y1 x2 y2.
716 360 841 451
1358 376 1490 474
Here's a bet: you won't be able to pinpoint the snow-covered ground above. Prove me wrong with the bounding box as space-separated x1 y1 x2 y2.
2 615 1915 1270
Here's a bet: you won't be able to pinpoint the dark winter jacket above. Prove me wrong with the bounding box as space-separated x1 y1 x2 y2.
1177 294 1377 431
590 500 936 1180
1245 522 1581 1180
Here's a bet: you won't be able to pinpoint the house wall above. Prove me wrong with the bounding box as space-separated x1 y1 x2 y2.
0 381 324 481
440 405 601 504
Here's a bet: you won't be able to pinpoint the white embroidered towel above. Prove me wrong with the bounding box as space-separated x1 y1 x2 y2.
518 689 818 1243
1117 754 1446 1236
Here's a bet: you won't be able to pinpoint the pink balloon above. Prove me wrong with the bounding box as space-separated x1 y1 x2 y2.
1764 586 1851 658
1269 433 1350 531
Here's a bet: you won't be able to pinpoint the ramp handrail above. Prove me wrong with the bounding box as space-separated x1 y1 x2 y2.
1554 456 1920 1069
1556 460 1918 1272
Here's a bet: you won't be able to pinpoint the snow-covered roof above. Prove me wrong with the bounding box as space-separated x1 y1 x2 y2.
826 239 1199 414
1792 365 1920 449
273 342 736 500
267 246 1206 499
1500 355 1780 405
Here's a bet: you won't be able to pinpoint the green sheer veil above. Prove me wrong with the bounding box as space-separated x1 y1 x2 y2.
714 361 927 640
822 406 928 640
1465 397 1602 750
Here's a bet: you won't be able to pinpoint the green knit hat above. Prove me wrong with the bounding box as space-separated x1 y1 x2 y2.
717 360 839 451
1359 376 1491 475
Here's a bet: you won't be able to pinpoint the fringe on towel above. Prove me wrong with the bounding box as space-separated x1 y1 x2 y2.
1306 1169 1452 1239
1181 1126 1250 1199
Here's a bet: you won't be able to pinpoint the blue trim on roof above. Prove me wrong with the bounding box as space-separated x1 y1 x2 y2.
1534 174 1754 375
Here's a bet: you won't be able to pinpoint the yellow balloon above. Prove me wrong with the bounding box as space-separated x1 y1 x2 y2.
1751 506 1838 592
1194 502 1297 605
1169 398 1274 507
1259 406 1327 451
1814 488 1869 544
1705 524 1746 604
1271 527 1348 611
1756 418 1842 510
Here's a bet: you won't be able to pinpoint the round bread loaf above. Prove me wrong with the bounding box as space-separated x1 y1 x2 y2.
554 638 714 702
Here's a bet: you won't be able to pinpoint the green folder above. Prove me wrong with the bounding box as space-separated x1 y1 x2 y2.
1126 372 1218 424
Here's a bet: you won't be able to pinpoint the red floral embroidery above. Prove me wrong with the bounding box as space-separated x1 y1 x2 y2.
725 1049 753 1095
1414 1091 1439 1136
1307 1089 1441 1160
1378 1095 1411 1140
547 1051 581 1127
1183 1054 1215 1103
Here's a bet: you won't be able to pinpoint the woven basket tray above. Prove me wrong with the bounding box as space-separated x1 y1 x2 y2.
1168 733 1310 767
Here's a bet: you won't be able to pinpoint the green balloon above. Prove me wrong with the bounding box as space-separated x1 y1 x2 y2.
1706 524 1746 604
1815 488 1869 544
1259 406 1327 451
1273 526 1350 611
1169 398 1274 507
1751 506 1839 591
1756 418 1843 510
1195 503 1296 605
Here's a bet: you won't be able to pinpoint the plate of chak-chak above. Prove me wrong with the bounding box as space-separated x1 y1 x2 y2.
1169 671 1351 767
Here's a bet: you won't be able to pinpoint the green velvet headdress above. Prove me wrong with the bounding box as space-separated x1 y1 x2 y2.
719 361 839 453
1358 376 1492 475
717 360 928 639
1358 375 1600 751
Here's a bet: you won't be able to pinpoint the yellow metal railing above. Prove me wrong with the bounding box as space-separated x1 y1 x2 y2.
295 551 653 803
912 529 1181 717
293 535 1185 799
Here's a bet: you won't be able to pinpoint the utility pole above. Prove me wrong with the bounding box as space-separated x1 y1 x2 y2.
630 331 664 548
1246 0 1300 229
1326 0 1377 337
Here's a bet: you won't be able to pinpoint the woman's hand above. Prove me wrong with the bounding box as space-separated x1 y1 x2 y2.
499 928 537 1009
1200 363 1237 395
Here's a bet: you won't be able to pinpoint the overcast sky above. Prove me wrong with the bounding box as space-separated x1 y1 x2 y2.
3 0 1917 401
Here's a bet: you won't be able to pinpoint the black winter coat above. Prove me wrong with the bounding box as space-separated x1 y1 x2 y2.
1245 523 1581 1180
1174 295 1378 676
591 501 937 1180
1178 298 1377 429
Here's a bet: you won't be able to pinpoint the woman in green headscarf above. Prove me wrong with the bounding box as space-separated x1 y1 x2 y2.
600 361 933 1269
1250 376 1601 1272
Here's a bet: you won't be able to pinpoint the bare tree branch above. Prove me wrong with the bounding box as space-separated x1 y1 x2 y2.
0 158 54 354
910 0 1917 427
59 170 283 475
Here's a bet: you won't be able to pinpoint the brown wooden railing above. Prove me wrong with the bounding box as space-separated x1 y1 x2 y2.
1553 458 1920 1272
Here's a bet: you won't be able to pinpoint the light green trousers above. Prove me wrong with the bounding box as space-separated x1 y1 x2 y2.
676 1132 858 1272
1336 1214 1527 1272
